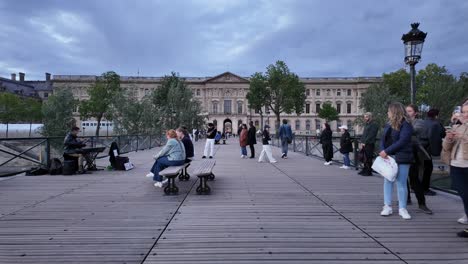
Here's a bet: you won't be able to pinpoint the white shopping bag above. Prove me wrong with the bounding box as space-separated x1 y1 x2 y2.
124 162 134 171
372 156 398 182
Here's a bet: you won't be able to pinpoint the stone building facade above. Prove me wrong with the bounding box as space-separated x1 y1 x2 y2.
52 72 381 135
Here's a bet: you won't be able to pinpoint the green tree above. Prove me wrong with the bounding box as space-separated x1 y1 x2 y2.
382 69 411 105
318 102 339 123
360 83 402 128
21 98 43 137
249 61 306 129
150 72 204 132
41 89 76 137
246 72 269 128
0 92 21 138
79 71 121 136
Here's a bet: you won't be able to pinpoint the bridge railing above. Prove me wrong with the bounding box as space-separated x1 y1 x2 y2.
0 135 166 177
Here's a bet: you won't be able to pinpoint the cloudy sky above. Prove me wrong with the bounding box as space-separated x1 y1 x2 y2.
0 0 467 80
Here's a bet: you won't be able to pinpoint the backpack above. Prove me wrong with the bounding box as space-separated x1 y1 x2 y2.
49 158 63 175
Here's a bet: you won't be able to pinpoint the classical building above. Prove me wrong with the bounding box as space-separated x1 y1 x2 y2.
52 72 381 135
0 72 53 100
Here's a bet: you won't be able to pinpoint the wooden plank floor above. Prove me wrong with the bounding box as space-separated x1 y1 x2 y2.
1 140 467 263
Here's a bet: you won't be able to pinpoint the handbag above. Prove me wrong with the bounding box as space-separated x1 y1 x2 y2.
372 156 398 182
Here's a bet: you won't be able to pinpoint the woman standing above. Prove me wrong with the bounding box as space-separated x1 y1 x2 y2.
258 125 277 163
339 125 352 169
320 123 333 165
442 101 468 237
203 123 216 158
147 129 186 188
379 102 414 220
405 104 433 214
239 124 248 158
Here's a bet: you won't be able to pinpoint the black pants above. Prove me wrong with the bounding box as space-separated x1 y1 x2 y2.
249 144 255 158
322 143 333 162
422 159 433 191
408 154 426 206
451 166 468 216
363 144 375 173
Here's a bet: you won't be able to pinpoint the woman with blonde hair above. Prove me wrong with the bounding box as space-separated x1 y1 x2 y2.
443 101 468 237
379 102 414 220
146 129 186 188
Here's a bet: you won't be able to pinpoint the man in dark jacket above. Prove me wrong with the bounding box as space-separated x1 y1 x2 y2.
177 127 194 163
63 127 91 173
359 112 379 176
422 109 446 195
247 121 257 158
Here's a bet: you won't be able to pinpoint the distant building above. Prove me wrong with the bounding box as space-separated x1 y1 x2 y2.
0 72 53 100
53 72 382 134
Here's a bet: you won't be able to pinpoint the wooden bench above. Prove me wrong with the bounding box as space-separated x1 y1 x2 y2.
159 163 189 195
193 160 216 195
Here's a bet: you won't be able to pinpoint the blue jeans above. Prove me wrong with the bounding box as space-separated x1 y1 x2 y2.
241 146 247 156
281 139 289 156
150 156 185 182
384 163 410 209
342 153 350 166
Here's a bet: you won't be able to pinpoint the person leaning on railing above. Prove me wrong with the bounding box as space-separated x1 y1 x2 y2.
442 100 468 237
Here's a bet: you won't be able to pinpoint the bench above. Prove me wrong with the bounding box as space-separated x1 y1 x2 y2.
193 160 216 195
178 162 191 181
159 163 189 195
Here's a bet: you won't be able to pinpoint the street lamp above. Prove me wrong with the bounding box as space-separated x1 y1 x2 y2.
402 22 427 104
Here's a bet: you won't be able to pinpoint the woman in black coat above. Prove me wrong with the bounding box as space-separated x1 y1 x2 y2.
320 123 333 165
247 121 257 158
339 125 353 169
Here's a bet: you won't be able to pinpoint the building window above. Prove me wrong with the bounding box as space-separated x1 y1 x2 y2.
315 119 321 130
316 89 320 96
336 103 341 114
306 120 311 131
265 107 270 114
305 103 310 114
44 92 49 98
196 89 200 96
224 100 232 114
347 103 352 114
326 89 331 96
237 101 243 114
337 89 341 96
255 108 260 114
295 120 301 130
347 89 352 96
306 89 310 96
316 103 321 113
336 120 342 132
254 120 259 127
347 120 353 130
212 101 218 114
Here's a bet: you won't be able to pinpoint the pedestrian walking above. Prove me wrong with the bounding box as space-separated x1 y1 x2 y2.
278 119 293 159
258 125 277 163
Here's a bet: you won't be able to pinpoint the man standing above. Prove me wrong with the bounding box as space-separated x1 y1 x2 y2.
202 123 216 159
423 109 446 195
359 112 379 176
278 119 293 159
247 121 257 158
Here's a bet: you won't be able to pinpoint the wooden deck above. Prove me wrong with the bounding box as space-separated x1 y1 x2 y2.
0 140 467 263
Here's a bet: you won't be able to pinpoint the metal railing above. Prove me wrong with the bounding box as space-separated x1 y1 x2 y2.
0 135 167 177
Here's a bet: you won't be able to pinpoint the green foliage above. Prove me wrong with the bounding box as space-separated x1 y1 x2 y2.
248 61 306 128
0 92 21 124
79 71 122 136
318 102 339 123
382 69 411 105
41 89 76 137
149 72 204 132
360 84 402 128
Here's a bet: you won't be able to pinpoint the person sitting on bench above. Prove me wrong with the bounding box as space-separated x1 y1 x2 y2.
63 126 93 174
176 127 194 163
146 129 186 188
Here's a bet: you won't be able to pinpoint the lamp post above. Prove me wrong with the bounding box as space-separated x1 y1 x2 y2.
402 23 427 104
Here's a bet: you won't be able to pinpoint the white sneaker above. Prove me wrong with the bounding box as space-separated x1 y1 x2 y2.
343 166 350 170
146 172 154 178
154 182 163 188
270 160 277 163
380 205 393 216
458 214 468 225
240 155 244 158
324 162 331 166
339 165 346 169
399 208 412 220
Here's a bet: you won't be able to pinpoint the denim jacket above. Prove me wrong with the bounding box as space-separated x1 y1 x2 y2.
154 138 186 161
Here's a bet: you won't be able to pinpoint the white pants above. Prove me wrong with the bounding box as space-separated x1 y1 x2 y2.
204 138 215 157
258 145 276 163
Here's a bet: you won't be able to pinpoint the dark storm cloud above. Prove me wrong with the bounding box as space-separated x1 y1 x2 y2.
0 0 467 80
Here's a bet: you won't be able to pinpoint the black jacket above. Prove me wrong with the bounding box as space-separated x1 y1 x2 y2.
340 131 353 154
361 120 379 145
424 118 446 156
247 126 257 145
181 136 194 159
63 132 85 154
206 127 217 139
320 129 333 145
261 130 271 145
380 120 414 164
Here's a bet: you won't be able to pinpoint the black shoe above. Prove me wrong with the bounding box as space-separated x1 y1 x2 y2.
281 153 286 158
77 170 88 174
360 172 373 176
202 156 206 159
209 156 213 159
358 170 365 175
418 205 433 214
457 229 468 238
425 190 437 196
249 157 255 159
